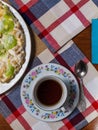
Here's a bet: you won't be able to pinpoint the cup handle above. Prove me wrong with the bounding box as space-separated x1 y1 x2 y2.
60 106 67 113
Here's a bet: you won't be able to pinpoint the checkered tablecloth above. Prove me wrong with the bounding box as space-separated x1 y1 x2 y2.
0 41 98 130
8 0 98 53
0 0 98 130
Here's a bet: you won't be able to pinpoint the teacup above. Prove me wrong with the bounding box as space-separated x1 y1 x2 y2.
32 75 68 111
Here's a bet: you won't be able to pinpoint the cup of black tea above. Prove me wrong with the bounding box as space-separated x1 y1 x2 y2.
32 75 68 111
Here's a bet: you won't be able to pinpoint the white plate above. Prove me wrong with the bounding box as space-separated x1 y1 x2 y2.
0 1 31 94
21 63 79 122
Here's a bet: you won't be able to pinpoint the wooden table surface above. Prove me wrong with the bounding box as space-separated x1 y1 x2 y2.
1 0 98 130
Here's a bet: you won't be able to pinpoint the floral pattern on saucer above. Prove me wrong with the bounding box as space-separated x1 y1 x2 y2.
21 63 79 122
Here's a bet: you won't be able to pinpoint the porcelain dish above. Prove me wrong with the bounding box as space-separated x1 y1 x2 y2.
0 1 31 94
21 63 79 122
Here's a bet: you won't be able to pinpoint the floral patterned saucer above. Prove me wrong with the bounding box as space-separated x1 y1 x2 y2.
21 63 79 122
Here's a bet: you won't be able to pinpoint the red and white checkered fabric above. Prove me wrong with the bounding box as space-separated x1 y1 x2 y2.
1 41 98 130
9 0 98 52
0 0 98 130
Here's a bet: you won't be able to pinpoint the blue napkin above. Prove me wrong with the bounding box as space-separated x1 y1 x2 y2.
91 19 98 64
